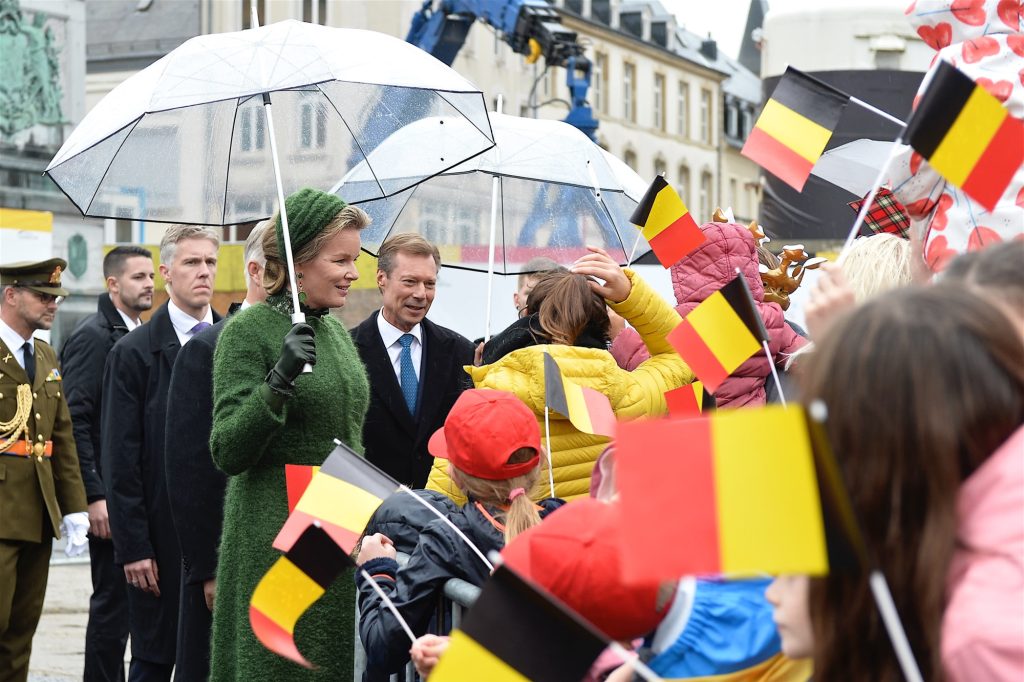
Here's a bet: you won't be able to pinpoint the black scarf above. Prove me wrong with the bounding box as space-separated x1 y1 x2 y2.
481 314 608 365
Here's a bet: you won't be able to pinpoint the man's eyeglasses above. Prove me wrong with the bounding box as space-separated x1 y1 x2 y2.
15 287 64 305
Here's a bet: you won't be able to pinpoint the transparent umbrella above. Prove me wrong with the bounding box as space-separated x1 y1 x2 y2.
45 17 494 339
45 20 494 226
334 112 652 338
338 113 651 271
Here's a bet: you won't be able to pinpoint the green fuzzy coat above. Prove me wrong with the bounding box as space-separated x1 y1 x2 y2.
210 297 369 680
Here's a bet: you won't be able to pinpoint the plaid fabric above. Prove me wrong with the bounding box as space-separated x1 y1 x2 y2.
848 187 911 239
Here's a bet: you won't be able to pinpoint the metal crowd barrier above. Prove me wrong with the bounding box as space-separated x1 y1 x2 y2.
353 552 481 681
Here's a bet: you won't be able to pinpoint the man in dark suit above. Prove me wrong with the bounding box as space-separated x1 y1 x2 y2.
101 225 221 681
352 234 474 488
163 220 268 681
61 245 154 682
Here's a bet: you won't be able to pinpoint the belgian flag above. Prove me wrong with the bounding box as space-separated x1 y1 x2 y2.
665 381 704 417
630 174 706 268
615 406 828 582
430 564 608 682
667 275 769 393
250 523 354 667
543 352 617 438
905 60 1024 211
742 67 849 192
273 442 399 553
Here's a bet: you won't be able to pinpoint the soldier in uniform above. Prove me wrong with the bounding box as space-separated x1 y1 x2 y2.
0 258 88 681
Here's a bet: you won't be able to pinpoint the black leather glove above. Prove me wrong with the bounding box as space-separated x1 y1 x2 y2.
265 323 316 398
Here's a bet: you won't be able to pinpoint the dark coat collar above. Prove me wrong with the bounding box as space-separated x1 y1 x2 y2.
97 293 130 333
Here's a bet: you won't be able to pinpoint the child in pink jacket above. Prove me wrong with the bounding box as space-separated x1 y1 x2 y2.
610 221 806 407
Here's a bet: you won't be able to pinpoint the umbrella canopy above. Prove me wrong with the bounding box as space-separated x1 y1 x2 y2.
45 20 494 225
335 113 653 274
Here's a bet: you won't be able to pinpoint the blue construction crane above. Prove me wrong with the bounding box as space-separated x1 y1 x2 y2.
406 0 599 140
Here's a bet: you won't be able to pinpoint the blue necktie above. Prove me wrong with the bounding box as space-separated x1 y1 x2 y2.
398 334 418 415
190 321 212 335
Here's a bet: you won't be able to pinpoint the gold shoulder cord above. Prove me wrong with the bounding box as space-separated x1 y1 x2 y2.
0 384 32 453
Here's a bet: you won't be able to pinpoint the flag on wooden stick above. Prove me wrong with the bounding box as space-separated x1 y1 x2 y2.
905 60 1024 211
742 67 849 191
667 275 769 393
630 174 706 268
430 564 608 682
615 406 828 583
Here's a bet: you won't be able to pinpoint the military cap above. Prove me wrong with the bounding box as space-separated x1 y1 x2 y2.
0 258 69 297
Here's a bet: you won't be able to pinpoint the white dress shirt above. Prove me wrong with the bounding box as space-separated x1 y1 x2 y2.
377 310 423 382
0 317 34 372
167 300 213 347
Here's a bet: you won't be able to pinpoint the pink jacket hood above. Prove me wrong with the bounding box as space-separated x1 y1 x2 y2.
942 425 1024 681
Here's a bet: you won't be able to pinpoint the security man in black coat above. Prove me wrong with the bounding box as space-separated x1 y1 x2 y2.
101 227 220 681
61 245 154 682
163 220 268 681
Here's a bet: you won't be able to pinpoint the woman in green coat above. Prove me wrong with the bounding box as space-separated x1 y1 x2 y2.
210 189 371 679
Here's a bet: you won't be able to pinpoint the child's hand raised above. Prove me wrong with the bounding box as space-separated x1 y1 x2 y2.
410 634 450 678
356 533 396 565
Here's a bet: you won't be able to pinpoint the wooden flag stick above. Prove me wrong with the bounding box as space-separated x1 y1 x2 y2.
869 570 925 682
359 568 416 643
608 642 664 681
763 339 787 407
544 406 556 499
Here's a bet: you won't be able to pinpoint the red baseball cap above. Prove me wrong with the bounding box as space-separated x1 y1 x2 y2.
428 389 541 480
501 497 667 641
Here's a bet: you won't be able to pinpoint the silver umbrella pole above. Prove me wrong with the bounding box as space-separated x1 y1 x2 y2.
263 92 312 373
251 6 310 372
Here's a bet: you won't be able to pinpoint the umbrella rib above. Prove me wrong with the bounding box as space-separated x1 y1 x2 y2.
317 83 385 200
383 182 423 250
435 90 493 143
222 97 242 225
84 117 144 216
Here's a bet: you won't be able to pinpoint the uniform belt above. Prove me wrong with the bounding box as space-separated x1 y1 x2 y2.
2 441 53 458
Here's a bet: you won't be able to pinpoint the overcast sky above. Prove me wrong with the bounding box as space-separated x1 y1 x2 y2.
660 0 806 60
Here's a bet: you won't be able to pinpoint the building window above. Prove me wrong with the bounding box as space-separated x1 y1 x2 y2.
300 105 326 149
653 73 665 131
700 171 713 222
242 0 266 28
114 218 134 243
302 0 327 24
678 164 691 203
623 62 636 123
623 149 638 172
677 81 689 139
240 107 265 152
726 100 739 139
741 108 753 139
315 108 327 148
594 52 608 114
700 89 713 144
654 157 666 177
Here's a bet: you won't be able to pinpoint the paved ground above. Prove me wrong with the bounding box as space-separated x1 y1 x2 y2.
28 559 96 681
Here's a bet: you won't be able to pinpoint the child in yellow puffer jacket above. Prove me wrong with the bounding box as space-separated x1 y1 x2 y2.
427 246 694 502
